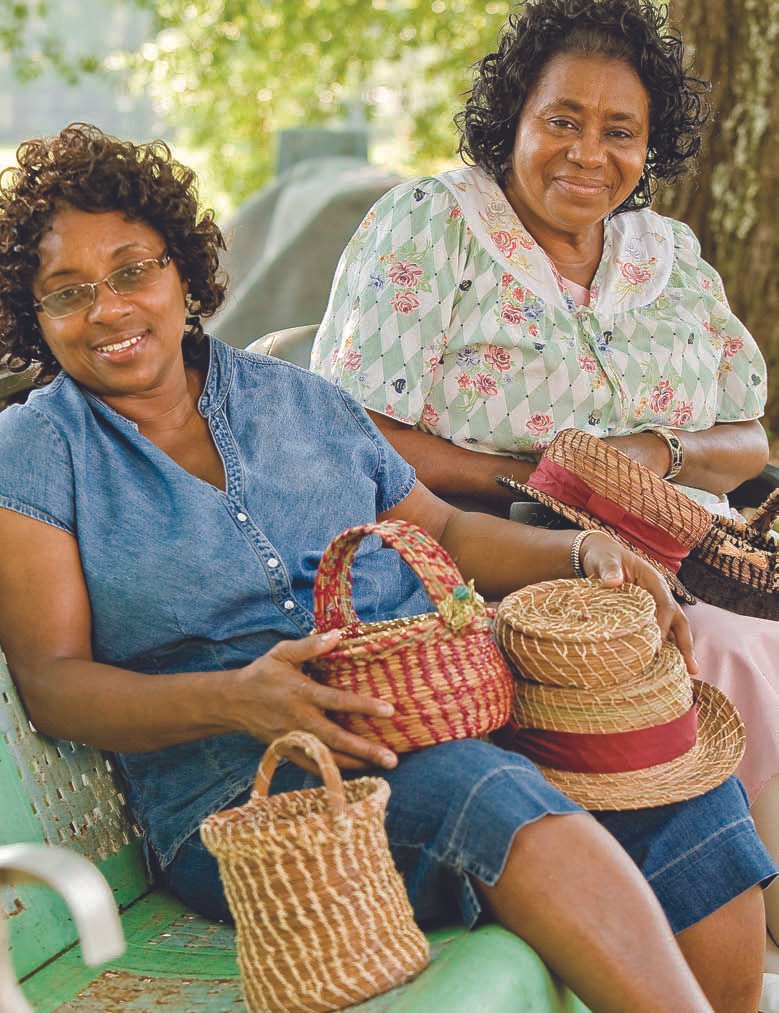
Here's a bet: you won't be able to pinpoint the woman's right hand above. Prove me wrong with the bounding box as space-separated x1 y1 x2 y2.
578 531 699 676
229 630 399 774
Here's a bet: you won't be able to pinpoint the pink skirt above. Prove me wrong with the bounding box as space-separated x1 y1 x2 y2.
684 599 779 803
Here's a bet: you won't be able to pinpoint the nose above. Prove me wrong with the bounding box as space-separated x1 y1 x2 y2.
566 129 607 168
85 279 133 322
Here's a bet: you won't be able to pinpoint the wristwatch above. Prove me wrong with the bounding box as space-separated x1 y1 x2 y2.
649 426 684 481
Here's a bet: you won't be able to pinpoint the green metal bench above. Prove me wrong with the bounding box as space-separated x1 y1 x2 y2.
0 651 590 1011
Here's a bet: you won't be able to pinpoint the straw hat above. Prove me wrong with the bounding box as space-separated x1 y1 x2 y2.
494 579 745 810
498 428 715 605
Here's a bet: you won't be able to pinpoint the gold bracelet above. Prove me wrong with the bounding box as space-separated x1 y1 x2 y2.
570 529 600 579
649 426 684 481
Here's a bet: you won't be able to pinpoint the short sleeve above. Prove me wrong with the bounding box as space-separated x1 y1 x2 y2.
672 221 767 423
311 178 466 425
0 402 76 533
333 385 416 515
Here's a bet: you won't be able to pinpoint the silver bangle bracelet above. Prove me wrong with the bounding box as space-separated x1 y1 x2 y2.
570 529 600 579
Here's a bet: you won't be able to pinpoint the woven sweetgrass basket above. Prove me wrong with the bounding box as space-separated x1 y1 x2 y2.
500 428 715 604
307 520 513 753
679 489 779 620
494 577 661 688
200 730 429 1013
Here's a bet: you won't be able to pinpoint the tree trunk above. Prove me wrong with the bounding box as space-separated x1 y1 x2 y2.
654 0 779 434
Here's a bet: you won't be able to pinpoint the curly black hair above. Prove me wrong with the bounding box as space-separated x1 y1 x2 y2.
456 0 710 212
0 123 227 383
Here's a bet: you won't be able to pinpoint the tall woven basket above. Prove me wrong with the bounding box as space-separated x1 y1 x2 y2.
679 488 779 620
200 730 429 1013
307 519 513 753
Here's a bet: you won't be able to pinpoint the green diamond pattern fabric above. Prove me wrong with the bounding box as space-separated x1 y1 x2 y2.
311 167 766 513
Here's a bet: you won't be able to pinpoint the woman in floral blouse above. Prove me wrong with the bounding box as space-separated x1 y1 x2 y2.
312 0 779 949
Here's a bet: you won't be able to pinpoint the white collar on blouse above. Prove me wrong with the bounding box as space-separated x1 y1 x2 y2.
438 165 674 316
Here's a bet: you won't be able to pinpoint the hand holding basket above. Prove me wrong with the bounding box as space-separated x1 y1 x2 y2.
307 519 514 753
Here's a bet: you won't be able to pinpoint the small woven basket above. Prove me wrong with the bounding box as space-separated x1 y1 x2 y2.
494 578 661 688
200 730 429 1013
679 488 779 620
307 520 513 753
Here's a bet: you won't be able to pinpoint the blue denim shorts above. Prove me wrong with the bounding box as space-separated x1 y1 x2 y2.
163 739 776 934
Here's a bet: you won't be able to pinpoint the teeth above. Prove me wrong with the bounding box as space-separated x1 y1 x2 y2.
100 334 144 353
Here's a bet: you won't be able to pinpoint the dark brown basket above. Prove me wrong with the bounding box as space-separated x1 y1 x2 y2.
679 489 779 620
307 519 514 753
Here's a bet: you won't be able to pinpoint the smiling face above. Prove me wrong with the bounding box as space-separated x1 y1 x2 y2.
32 206 189 400
505 52 650 247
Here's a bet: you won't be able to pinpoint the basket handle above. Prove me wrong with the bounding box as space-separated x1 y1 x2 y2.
312 519 480 633
253 730 346 821
747 488 779 536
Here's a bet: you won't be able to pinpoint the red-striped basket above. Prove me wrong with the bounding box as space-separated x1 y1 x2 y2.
307 520 513 753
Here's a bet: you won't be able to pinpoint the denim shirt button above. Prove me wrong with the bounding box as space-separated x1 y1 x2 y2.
267 557 279 568
283 599 295 610
236 511 248 522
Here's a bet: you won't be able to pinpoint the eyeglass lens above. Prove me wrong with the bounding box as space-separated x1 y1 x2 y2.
37 258 168 318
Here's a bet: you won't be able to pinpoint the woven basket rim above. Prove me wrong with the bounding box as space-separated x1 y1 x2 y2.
314 610 494 660
495 579 656 643
201 776 390 840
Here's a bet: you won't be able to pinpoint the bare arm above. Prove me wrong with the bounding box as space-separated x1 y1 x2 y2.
368 409 534 512
604 420 769 495
0 509 397 770
383 481 697 674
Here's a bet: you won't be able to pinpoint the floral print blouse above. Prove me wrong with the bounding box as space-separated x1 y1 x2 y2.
311 166 767 511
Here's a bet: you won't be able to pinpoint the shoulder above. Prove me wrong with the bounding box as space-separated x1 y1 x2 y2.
0 376 74 454
230 343 377 424
359 173 465 232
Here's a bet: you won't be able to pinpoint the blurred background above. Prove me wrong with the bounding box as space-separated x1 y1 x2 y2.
0 0 776 437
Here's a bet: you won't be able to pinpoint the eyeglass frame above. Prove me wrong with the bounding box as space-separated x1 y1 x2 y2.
32 254 172 319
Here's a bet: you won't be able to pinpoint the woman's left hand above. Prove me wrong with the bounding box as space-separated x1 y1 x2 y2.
578 531 698 675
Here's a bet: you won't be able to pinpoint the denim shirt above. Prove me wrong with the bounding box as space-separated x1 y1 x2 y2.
0 337 430 865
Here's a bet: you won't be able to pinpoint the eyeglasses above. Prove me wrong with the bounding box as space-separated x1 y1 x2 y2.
33 254 172 319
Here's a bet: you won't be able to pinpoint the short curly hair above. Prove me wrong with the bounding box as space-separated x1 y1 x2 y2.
456 0 710 212
0 122 227 383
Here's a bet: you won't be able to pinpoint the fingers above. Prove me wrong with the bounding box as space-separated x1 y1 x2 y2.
270 629 344 664
579 535 699 672
667 612 699 675
578 532 624 585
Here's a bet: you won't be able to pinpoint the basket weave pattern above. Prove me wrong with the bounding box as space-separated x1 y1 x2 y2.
543 429 712 546
494 578 661 688
308 520 513 752
513 643 690 733
200 731 429 1012
679 489 779 619
493 581 745 810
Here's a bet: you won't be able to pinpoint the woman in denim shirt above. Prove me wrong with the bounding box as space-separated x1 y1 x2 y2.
0 125 773 1013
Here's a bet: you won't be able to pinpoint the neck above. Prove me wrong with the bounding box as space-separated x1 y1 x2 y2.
503 181 604 288
103 364 203 434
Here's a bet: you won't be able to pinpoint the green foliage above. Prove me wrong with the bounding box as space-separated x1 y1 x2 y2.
119 0 512 204
0 0 103 83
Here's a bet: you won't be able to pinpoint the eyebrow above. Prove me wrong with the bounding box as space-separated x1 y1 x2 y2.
538 98 645 126
38 243 155 287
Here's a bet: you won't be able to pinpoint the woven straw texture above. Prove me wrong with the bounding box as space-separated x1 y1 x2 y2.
307 520 513 752
494 578 661 687
500 427 717 603
494 579 745 810
679 488 779 619
527 678 745 810
543 429 712 545
200 731 429 1012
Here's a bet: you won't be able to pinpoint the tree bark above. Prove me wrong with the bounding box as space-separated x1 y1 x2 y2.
654 0 779 433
